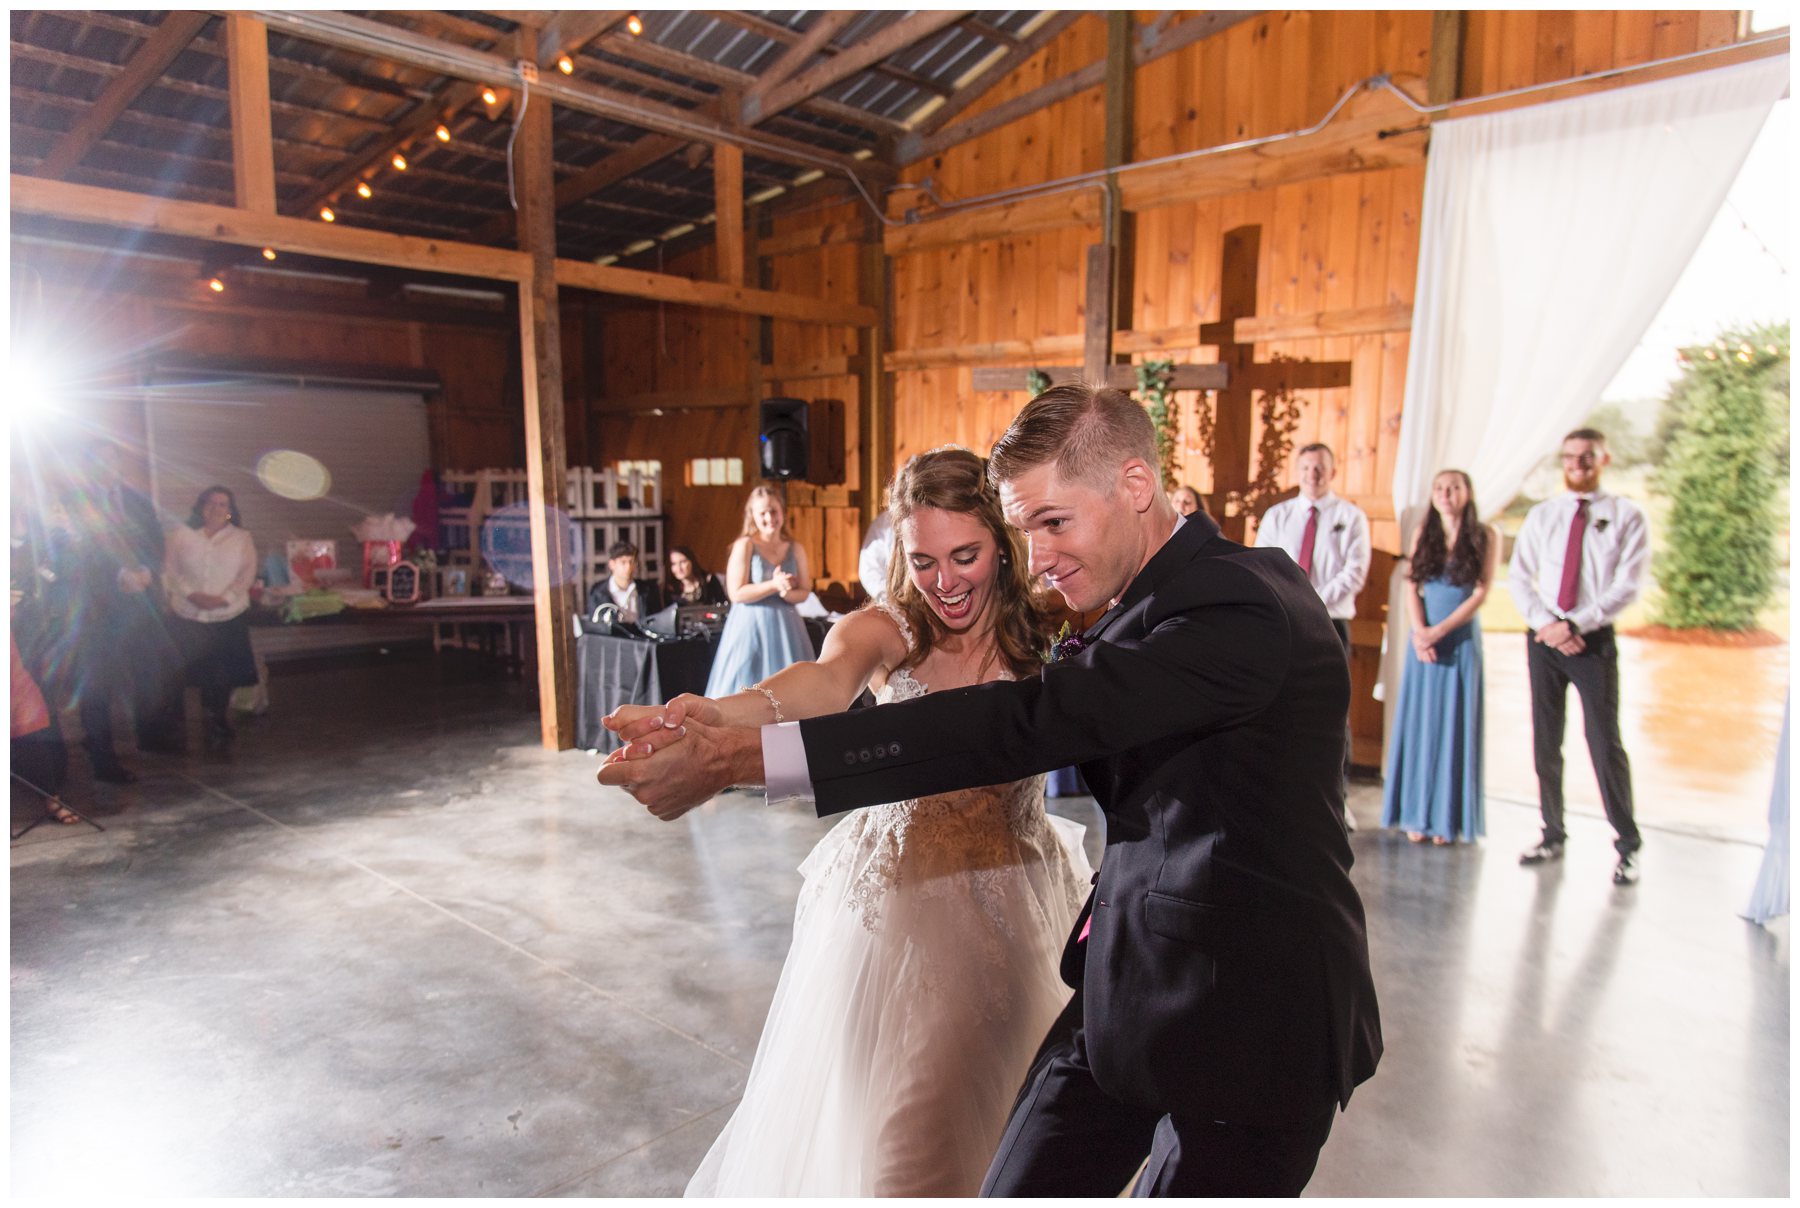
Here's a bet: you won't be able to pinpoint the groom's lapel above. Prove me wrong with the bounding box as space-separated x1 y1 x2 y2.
1083 511 1219 645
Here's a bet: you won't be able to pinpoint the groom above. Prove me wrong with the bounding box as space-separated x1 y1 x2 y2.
601 383 1382 1195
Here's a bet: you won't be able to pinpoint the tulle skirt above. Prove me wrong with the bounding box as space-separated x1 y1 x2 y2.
685 799 1091 1197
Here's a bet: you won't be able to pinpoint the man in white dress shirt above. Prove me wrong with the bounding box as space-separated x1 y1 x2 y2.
1507 428 1649 885
1257 444 1371 813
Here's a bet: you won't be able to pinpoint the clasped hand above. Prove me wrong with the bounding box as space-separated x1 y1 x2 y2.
596 694 747 820
1533 619 1586 656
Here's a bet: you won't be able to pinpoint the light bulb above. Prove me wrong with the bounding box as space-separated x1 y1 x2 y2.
626 13 643 35
356 181 373 199
482 87 498 106
260 247 277 261
320 207 336 222
435 124 451 142
208 277 225 293
391 153 407 172
557 55 573 74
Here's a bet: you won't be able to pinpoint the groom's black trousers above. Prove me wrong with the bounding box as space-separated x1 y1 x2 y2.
980 996 1336 1197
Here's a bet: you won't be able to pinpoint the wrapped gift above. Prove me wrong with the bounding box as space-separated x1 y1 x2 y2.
286 539 337 587
352 514 416 587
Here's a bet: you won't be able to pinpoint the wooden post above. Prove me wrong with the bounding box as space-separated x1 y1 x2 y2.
713 139 745 287
225 14 276 214
1082 242 1115 384
513 42 577 750
859 239 895 527
1104 11 1136 174
1428 11 1467 106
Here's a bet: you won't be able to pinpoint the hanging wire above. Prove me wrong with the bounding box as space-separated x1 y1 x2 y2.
504 75 532 213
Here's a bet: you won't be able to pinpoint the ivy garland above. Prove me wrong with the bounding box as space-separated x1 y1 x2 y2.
1186 352 1309 520
1135 358 1180 491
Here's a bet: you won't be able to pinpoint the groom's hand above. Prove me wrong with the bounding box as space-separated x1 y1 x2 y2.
596 715 766 821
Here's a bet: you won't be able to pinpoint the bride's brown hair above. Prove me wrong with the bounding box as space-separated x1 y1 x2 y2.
881 447 1053 677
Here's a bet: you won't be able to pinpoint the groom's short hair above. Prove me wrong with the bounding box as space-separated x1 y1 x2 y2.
988 381 1159 494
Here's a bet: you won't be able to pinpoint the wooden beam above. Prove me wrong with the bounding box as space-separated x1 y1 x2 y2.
511 29 577 751
765 355 868 382
10 174 533 281
859 240 895 530
1083 243 1115 382
969 363 1228 392
251 9 889 183
909 59 1106 168
750 11 969 125
714 139 745 287
884 190 1103 256
555 259 877 327
291 80 485 216
1233 303 1414 344
225 14 277 214
740 11 858 124
904 13 1083 143
36 11 210 180
597 387 756 413
756 219 872 257
1427 11 1468 105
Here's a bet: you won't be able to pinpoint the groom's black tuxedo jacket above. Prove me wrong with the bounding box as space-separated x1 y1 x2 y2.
798 511 1382 1126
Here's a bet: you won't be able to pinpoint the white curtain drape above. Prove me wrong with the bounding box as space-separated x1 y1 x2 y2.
1377 56 1790 751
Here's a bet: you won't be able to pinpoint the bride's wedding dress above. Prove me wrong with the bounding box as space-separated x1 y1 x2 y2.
686 611 1092 1197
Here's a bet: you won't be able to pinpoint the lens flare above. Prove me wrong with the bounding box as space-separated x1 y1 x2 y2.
256 450 332 501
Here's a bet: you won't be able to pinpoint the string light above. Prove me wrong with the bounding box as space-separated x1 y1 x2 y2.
320 206 336 222
435 124 451 142
482 86 498 106
391 153 408 172
557 55 574 74
356 181 373 199
260 247 277 261
626 13 643 35
207 277 225 293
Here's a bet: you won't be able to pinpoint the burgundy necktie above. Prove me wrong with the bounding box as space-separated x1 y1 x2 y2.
1556 498 1589 613
1297 506 1320 579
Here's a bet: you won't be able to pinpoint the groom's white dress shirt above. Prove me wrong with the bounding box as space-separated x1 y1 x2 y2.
1254 492 1370 621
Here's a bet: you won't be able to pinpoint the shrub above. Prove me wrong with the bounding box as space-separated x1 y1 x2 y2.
1653 324 1789 631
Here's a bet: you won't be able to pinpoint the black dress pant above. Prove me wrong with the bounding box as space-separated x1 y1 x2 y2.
1527 626 1640 854
981 996 1336 1198
1332 619 1354 797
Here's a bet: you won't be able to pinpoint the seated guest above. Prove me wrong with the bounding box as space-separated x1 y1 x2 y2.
665 545 727 606
160 486 258 753
585 541 662 623
1171 484 1209 520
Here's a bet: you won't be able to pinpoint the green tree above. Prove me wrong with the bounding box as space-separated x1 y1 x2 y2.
1653 323 1789 631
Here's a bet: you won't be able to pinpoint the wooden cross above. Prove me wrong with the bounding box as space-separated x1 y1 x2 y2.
970 224 1353 540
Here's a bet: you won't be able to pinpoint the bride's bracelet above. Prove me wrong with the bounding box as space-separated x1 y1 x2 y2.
749 684 784 724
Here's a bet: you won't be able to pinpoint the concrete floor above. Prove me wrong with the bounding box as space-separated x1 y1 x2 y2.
10 651 1790 1197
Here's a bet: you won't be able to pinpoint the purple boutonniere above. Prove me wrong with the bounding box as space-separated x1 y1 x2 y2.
1332 522 1346 533
1595 518 1610 532
1046 621 1089 663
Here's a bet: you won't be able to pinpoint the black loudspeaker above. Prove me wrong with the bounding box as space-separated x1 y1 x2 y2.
759 397 809 481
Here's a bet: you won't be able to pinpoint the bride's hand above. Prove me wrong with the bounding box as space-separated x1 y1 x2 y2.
605 694 723 747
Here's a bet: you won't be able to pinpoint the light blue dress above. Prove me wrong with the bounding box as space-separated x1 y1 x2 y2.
705 544 815 698
1381 576 1485 842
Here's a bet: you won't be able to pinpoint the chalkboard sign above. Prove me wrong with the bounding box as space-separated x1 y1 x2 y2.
385 560 421 605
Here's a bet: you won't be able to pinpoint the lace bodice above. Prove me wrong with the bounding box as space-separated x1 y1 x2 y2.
803 603 1081 939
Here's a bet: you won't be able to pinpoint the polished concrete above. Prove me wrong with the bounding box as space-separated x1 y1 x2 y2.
10 651 1789 1197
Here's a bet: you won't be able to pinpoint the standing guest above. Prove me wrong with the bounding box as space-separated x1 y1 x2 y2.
1257 443 1371 817
1171 484 1209 520
858 509 895 602
705 485 814 698
84 442 184 757
1507 428 1649 885
161 486 259 753
585 540 662 623
665 545 728 606
1381 470 1498 845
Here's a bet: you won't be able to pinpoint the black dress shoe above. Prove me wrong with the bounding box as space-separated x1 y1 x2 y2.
1519 841 1565 865
1612 852 1640 886
93 761 139 784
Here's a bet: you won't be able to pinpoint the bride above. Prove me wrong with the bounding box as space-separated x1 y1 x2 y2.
610 447 1091 1196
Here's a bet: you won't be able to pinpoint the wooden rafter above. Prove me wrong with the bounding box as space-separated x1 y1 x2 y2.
741 11 857 118
901 13 1081 142
226 14 277 214
34 11 211 179
747 11 969 126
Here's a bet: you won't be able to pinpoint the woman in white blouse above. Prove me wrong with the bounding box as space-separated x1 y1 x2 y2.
162 486 258 751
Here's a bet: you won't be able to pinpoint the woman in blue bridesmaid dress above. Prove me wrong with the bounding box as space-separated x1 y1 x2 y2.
705 485 815 697
1383 469 1499 845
